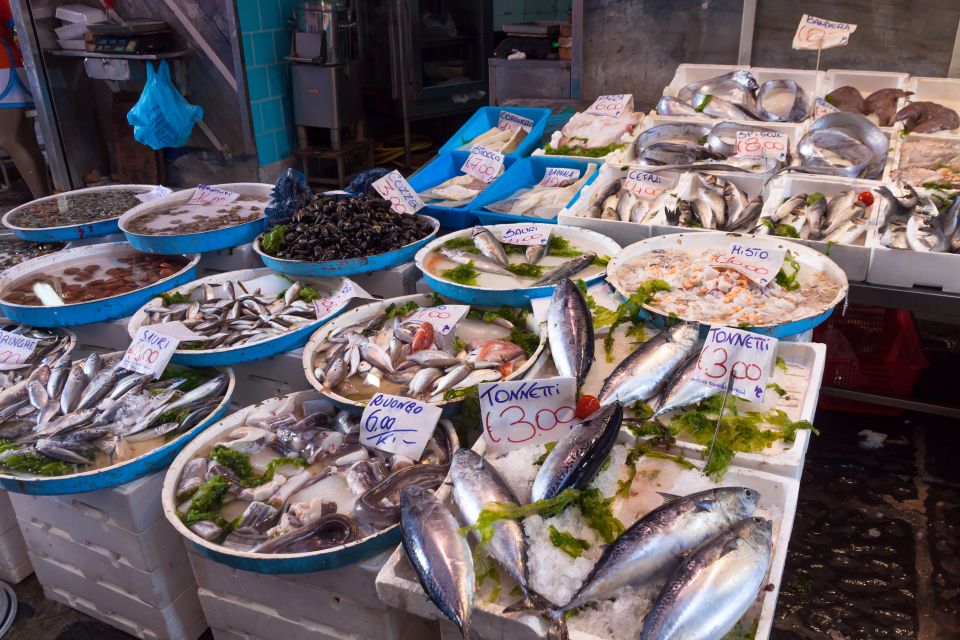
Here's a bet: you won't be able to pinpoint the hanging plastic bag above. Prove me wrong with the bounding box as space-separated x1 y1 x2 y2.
127 61 203 150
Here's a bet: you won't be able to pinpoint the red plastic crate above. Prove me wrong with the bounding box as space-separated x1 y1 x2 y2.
813 305 929 415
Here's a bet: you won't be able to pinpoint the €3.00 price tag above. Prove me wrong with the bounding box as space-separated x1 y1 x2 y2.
709 241 786 288
135 185 173 203
372 170 425 215
537 167 581 188
461 145 504 183
406 304 470 336
312 278 371 321
691 326 778 403
500 223 551 246
119 326 182 378
585 94 633 118
480 377 577 454
792 14 857 50
735 130 788 163
360 393 441 460
0 330 37 370
497 110 534 132
623 169 676 200
188 184 240 206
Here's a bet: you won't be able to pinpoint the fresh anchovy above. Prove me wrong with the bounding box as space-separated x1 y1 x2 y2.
440 248 514 276
400 484 474 638
531 401 623 502
598 323 700 406
471 226 508 266
532 252 597 286
546 279 594 388
641 516 774 640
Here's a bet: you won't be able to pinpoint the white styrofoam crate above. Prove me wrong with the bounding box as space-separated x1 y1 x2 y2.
0 489 18 532
47 470 164 532
820 70 911 127
556 163 652 247
663 63 750 99
750 67 825 119
533 114 644 165
0 520 29 583
904 76 960 136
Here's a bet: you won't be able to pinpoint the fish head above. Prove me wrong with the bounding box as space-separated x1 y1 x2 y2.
722 486 762 520
451 447 484 474
742 516 774 550
732 70 759 92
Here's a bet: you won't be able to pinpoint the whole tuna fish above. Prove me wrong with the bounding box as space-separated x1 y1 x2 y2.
400 485 474 638
640 516 773 640
649 354 720 421
597 322 699 407
531 401 622 502
547 279 594 388
451 449 546 612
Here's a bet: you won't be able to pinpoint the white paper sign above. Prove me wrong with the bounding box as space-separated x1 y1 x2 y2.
792 14 857 50
709 241 786 288
360 393 441 460
0 330 37 369
461 145 504 183
407 304 470 335
372 170 425 215
585 94 633 118
188 185 240 206
735 130 788 162
623 169 677 200
119 326 181 377
691 326 778 403
151 320 205 342
480 377 578 454
500 223 551 246
813 97 841 119
537 167 581 188
497 110 534 132
313 278 371 321
135 186 173 203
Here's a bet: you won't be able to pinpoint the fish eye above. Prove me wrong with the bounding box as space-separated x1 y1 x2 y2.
744 489 754 497
754 517 764 523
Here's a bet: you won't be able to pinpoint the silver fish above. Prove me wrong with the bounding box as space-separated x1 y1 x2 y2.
431 364 473 397
440 248 514 277
526 241 548 264
650 354 721 420
823 218 867 244
75 367 124 411
692 93 758 121
724 197 763 232
756 79 807 122
656 96 699 116
532 252 597 286
822 190 866 238
546 279 594 388
598 323 699 407
82 353 101 379
801 197 828 240
406 350 461 368
45 354 72 398
906 214 949 252
797 113 888 179
677 71 758 107
60 367 88 414
408 367 443 398
471 226 508 266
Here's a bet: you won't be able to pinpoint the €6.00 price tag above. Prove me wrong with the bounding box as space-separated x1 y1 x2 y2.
360 393 441 459
188 184 240 206
623 169 676 200
537 167 581 188
585 94 633 118
461 145 504 183
407 304 470 336
500 223 551 246
792 14 857 50
372 170 425 215
735 130 788 162
312 278 371 321
135 185 173 203
0 330 37 370
119 326 181 378
709 242 786 288
480 377 577 454
497 110 534 132
691 326 778 403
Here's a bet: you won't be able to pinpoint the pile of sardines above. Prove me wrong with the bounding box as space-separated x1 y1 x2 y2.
173 396 455 553
0 325 74 391
0 353 227 476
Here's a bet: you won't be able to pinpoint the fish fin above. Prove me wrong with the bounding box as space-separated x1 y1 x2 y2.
694 499 717 513
502 590 554 614
720 537 740 557
546 610 570 640
656 492 680 503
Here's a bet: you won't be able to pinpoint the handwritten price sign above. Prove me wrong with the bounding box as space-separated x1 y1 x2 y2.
500 223 551 246
537 167 581 188
691 326 778 403
585 94 633 118
623 169 676 200
461 145 504 183
709 242 786 288
813 97 840 120
735 130 788 162
119 326 180 377
792 14 857 50
0 330 38 371
497 111 534 132
135 185 173 203
407 304 470 336
188 185 240 206
360 393 441 459
312 279 371 321
480 377 577 454
372 170 425 215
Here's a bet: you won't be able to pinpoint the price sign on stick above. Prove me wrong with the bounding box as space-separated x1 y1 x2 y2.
312 279 372 321
623 169 676 200
500 223 551 246
708 242 786 288
188 185 239 206
585 94 633 118
0 330 37 370
372 170 425 215
536 167 581 188
480 377 578 454
461 145 504 183
360 393 441 460
407 305 470 335
792 14 857 50
734 130 788 163
691 326 779 403
497 111 534 132
120 326 182 378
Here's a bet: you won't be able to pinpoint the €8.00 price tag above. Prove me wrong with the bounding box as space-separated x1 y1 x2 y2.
585 94 633 118
500 223 551 246
312 278 371 321
135 185 173 203
360 393 441 460
735 130 788 162
691 326 778 403
119 326 181 378
709 241 786 288
497 110 534 132
623 169 677 200
792 14 857 50
188 184 240 206
461 145 504 183
0 330 37 370
406 304 470 336
372 170 425 215
537 167 581 188
480 377 577 454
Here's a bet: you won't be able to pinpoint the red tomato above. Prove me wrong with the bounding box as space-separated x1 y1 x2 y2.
498 360 515 378
411 322 434 352
857 191 875 206
575 395 601 420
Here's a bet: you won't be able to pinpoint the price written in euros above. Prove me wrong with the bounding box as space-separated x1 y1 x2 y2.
585 94 633 118
537 167 580 188
360 393 440 459
735 131 787 162
372 170 425 215
623 169 676 200
709 243 786 288
461 145 504 183
479 377 578 454
691 326 778 403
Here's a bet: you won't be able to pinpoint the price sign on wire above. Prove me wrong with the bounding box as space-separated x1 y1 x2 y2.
497 110 534 132
461 145 504 183
407 304 470 336
0 330 37 370
135 185 173 203
480 377 578 454
691 326 778 403
735 130 788 163
372 170 425 215
119 326 181 378
708 242 786 288
792 14 857 50
312 279 372 321
188 184 240 206
537 167 581 188
623 169 677 200
360 393 441 460
500 223 551 246
585 94 633 118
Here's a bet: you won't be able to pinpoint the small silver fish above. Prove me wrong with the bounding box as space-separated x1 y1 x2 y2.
471 226 508 266
440 248 514 277
532 252 597 286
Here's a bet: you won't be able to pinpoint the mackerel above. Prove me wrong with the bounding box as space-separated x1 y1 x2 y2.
546 279 595 388
532 252 597 286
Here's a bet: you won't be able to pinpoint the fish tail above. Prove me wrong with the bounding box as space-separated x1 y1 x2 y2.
546 610 570 640
502 590 554 614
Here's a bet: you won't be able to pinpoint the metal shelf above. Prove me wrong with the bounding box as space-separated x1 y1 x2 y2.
47 49 189 61
848 282 960 323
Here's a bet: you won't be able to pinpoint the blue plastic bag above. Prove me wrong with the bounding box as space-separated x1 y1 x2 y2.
127 61 203 150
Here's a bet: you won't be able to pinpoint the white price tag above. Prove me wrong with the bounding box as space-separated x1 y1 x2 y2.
313 278 371 321
813 97 841 119
150 320 205 342
735 130 788 163
497 110 534 132
119 326 181 378
691 326 778 403
500 223 551 246
537 167 581 188
623 169 677 200
360 393 442 460
188 185 240 206
792 14 857 50
585 94 633 118
461 145 504 183
372 170 425 215
406 304 470 336
135 186 173 203
0 330 37 370
480 377 578 454
709 241 786 288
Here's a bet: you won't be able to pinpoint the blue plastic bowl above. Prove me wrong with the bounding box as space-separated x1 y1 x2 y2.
437 106 551 158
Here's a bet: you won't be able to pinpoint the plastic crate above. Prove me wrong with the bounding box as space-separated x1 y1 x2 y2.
814 305 928 415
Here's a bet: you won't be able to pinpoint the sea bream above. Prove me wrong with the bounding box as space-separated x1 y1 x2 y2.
546 279 595 388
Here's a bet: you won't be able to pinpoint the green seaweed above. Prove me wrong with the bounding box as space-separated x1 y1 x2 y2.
261 224 287 255
548 525 592 558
